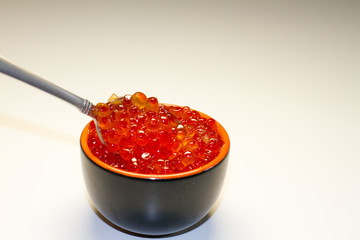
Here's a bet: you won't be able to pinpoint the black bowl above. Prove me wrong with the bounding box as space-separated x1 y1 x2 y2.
80 109 230 236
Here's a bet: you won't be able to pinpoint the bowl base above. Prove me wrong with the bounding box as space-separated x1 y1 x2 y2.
88 196 220 237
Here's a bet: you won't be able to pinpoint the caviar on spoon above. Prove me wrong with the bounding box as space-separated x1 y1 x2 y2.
0 55 225 175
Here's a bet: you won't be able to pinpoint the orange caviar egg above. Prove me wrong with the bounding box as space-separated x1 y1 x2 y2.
131 92 148 109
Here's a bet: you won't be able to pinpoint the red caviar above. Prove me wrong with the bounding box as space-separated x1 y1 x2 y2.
88 92 224 174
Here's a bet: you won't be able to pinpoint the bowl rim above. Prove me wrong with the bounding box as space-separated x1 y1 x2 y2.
80 106 230 180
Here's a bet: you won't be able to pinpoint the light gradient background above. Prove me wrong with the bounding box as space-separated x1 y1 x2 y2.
0 0 359 239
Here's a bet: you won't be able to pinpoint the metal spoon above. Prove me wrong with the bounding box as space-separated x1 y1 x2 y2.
0 55 105 144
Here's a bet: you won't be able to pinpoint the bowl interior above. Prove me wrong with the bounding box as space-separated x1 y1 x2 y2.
81 108 230 180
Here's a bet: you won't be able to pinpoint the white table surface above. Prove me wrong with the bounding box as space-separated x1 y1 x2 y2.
1 0 359 239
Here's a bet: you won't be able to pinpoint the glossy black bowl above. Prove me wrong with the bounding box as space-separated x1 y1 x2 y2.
80 110 230 236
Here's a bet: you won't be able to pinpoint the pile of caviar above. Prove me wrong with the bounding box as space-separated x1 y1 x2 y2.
87 92 224 174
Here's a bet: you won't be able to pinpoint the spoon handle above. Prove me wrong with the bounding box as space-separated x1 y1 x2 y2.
0 55 93 115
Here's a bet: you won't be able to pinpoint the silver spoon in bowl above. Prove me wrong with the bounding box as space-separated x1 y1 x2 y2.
0 55 105 145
